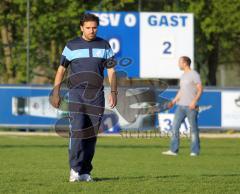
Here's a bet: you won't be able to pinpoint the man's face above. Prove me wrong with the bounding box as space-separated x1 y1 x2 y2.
178 58 185 70
80 21 98 41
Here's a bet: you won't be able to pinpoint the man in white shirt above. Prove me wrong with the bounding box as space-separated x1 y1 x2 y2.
162 56 203 156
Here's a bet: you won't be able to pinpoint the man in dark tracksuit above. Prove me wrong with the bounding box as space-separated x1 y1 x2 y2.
51 13 117 182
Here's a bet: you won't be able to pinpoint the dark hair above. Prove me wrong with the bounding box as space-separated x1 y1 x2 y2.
80 13 99 26
181 56 191 66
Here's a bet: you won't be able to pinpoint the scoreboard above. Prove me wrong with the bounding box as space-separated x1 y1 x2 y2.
92 11 194 79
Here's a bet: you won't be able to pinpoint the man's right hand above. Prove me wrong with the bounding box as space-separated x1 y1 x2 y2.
50 94 61 108
167 101 174 109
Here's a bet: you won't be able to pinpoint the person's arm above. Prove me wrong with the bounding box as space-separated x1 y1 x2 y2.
172 90 181 104
51 66 66 108
107 67 117 108
189 83 203 110
168 90 181 109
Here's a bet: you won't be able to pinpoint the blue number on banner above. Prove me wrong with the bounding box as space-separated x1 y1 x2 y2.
163 41 172 54
163 118 172 131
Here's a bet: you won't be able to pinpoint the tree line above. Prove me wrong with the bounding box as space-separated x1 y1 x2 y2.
0 0 240 85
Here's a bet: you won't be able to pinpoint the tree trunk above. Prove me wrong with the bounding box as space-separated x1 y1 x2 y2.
0 24 13 83
207 35 219 86
50 39 57 68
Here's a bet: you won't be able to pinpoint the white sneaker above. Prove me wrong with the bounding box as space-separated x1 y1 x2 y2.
79 174 93 182
69 169 80 182
162 150 178 156
190 153 198 156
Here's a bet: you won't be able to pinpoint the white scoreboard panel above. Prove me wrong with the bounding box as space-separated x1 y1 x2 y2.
140 12 194 78
93 12 194 79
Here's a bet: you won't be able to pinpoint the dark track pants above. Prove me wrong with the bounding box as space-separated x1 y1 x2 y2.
68 89 104 174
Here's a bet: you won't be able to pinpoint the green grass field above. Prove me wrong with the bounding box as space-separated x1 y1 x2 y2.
0 135 239 194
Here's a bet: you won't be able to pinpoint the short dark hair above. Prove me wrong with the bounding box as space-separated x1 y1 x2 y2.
181 56 191 66
80 13 99 26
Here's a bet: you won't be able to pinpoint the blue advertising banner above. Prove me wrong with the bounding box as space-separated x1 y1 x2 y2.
0 86 227 130
0 86 57 128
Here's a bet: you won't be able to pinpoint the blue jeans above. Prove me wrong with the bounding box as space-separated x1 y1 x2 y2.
170 105 200 154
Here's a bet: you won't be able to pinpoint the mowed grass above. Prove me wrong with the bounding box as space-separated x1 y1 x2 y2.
0 135 239 194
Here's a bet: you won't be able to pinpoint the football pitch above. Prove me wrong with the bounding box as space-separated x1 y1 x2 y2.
0 135 239 194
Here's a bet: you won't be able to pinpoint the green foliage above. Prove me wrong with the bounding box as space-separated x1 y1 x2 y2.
0 0 126 84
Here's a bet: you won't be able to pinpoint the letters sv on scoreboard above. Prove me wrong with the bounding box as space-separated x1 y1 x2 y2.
94 13 137 27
